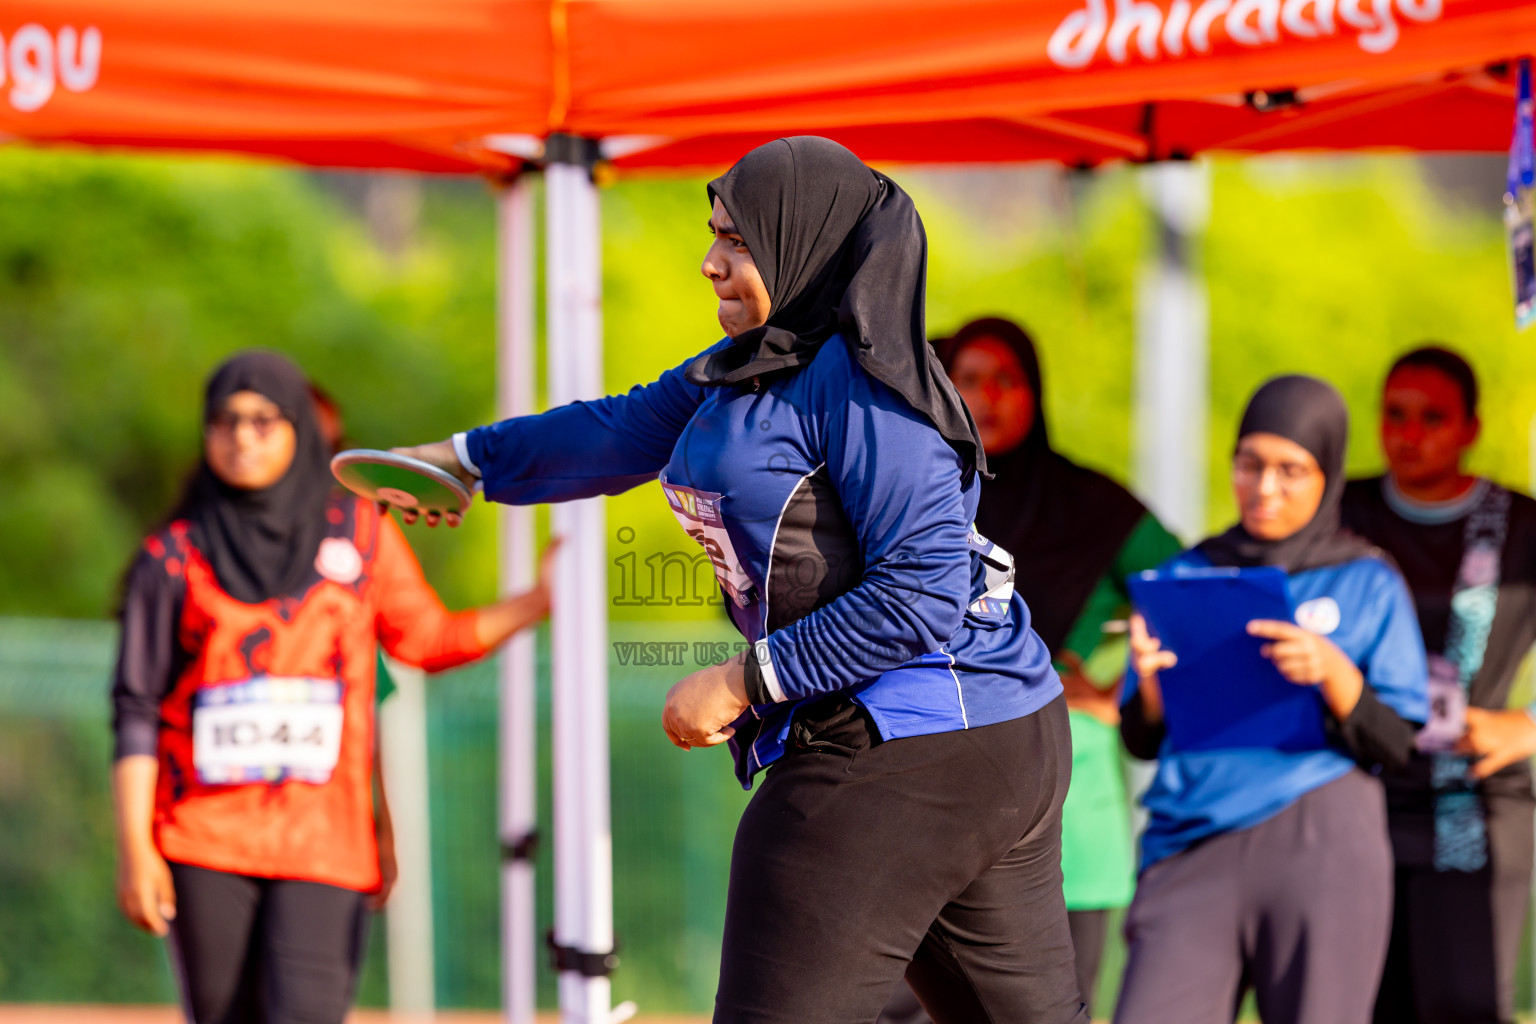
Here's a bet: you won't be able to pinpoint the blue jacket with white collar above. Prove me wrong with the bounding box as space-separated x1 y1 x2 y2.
465 336 1061 786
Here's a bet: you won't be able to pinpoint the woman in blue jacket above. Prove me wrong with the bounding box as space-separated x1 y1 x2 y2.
1115 376 1429 1024
395 137 1085 1023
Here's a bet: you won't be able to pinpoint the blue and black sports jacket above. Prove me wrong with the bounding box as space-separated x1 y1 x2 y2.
465 336 1062 786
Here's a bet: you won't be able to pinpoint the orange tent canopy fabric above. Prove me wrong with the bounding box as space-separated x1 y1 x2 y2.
0 0 1531 173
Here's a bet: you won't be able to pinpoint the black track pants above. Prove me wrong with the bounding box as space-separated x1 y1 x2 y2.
715 694 1088 1024
167 862 371 1024
1373 794 1535 1024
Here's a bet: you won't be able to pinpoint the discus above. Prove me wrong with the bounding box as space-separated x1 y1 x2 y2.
331 449 473 517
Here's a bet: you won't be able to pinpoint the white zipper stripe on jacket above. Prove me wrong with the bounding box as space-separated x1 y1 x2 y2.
760 461 828 642
750 461 827 772
944 646 969 729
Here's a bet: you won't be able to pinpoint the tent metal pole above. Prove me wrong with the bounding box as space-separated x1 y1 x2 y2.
379 656 437 1014
497 172 539 1024
544 147 615 1024
1134 160 1210 543
1130 160 1211 850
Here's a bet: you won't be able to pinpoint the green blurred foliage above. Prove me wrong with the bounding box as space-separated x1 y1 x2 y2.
0 149 1524 622
0 152 503 615
0 621 176 1003
0 715 172 1001
1203 157 1527 529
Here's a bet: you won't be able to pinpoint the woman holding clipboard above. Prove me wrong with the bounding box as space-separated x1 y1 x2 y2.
1113 375 1428 1024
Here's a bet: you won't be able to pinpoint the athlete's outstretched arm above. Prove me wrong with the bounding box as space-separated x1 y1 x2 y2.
468 538 561 648
388 339 732 524
372 510 557 671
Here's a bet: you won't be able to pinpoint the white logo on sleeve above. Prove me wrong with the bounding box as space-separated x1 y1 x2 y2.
1295 597 1341 636
315 537 363 585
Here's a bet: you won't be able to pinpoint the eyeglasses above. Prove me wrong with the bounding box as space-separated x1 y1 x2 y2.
1232 454 1318 492
206 411 289 439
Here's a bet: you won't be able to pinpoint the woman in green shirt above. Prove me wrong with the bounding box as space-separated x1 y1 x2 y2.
942 317 1181 1015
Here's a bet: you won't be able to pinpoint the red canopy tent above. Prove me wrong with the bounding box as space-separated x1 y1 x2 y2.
4 5 1530 1023
1 0 1529 170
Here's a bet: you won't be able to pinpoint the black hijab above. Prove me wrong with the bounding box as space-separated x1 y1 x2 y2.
177 351 335 604
939 318 1147 653
1198 374 1374 573
686 136 986 475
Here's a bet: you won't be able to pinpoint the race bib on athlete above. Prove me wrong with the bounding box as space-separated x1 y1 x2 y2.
660 478 756 608
192 677 345 785
967 525 1015 620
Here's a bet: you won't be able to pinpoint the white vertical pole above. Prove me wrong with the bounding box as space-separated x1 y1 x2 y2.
497 174 539 1024
1134 160 1211 542
1523 414 1536 1019
379 656 437 1015
1528 412 1536 495
545 149 614 1024
1130 160 1211 846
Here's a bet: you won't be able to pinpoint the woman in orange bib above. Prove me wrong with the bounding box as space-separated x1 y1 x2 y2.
111 351 554 1024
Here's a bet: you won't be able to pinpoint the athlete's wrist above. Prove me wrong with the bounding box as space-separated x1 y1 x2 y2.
743 639 786 704
451 432 482 479
391 441 477 489
723 653 750 703
119 834 160 860
113 813 157 858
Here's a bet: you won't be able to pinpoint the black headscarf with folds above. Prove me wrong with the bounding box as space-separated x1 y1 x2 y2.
1198 374 1374 573
177 351 335 604
939 318 1147 653
686 136 986 475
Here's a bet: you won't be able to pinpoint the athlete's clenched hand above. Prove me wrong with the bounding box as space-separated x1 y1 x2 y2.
384 440 475 527
117 843 177 937
663 655 749 751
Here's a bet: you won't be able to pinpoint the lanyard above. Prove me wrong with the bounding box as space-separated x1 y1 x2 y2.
1508 57 1533 201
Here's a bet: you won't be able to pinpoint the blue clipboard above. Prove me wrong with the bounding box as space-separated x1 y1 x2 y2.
1126 566 1328 753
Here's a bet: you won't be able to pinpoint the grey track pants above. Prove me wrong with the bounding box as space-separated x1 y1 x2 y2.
1114 770 1393 1024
